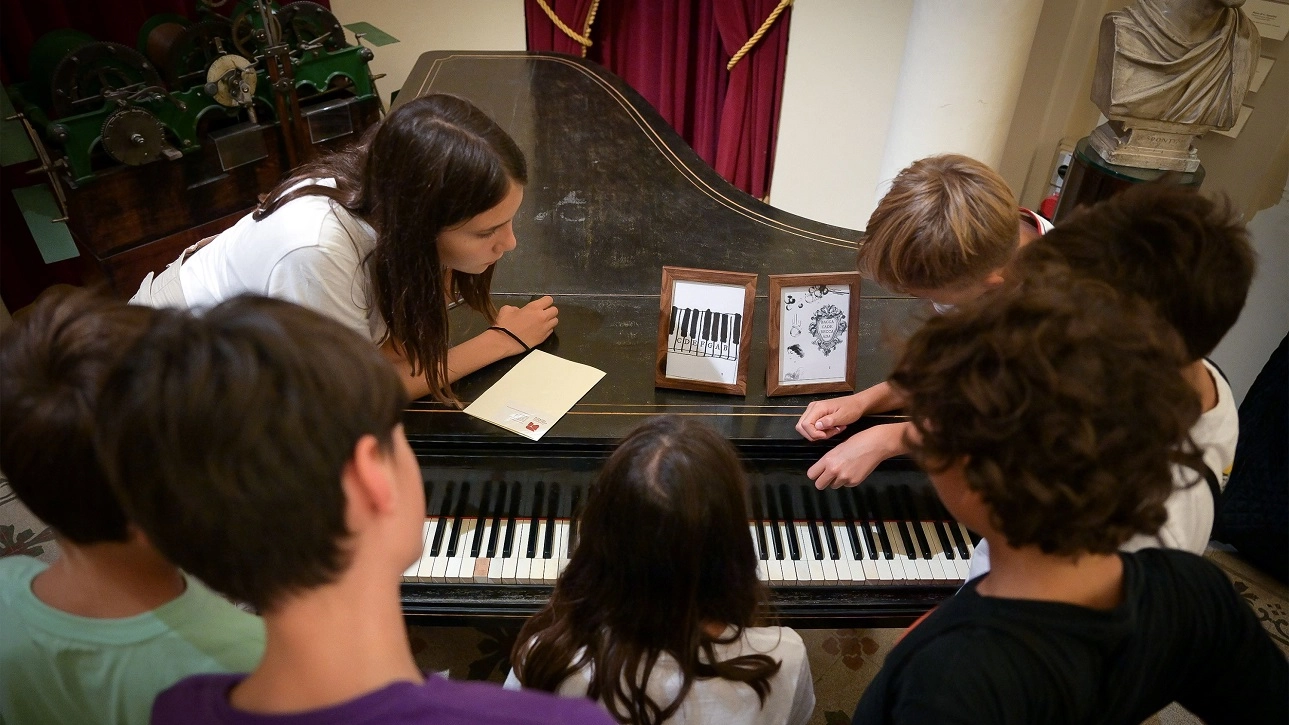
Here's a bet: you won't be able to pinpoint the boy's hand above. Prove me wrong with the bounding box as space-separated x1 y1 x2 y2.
796 394 865 441
807 422 910 489
494 296 559 353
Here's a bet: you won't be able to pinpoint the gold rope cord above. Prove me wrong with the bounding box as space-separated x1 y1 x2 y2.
534 0 602 57
727 0 793 71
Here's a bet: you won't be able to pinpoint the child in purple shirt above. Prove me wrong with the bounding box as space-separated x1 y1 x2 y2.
94 296 610 725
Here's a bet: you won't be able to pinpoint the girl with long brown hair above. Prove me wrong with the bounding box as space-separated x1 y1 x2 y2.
505 416 815 725
131 93 556 401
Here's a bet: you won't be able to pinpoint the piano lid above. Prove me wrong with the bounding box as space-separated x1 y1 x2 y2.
394 52 923 448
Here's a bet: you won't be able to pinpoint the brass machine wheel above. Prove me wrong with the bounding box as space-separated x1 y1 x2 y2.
51 41 164 118
100 106 171 166
278 1 348 52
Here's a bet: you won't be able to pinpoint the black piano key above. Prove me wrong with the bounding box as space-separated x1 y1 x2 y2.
862 487 894 560
677 309 689 351
568 486 583 554
526 481 545 560
542 483 558 559
485 481 506 558
751 481 768 560
936 492 972 558
885 487 918 559
470 482 493 558
917 485 959 559
429 480 455 556
764 485 785 561
897 485 932 559
799 486 824 561
732 313 742 347
917 486 956 560
702 310 711 346
502 481 522 558
777 484 801 561
834 487 863 560
668 306 678 336
721 314 730 358
818 489 840 560
849 487 878 560
445 481 470 557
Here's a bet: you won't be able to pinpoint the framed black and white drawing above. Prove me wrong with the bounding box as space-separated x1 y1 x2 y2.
766 272 861 397
655 266 757 396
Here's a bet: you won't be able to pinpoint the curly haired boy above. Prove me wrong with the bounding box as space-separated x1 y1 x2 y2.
851 278 1285 725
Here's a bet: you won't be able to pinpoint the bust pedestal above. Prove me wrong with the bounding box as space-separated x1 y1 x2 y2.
1053 136 1206 223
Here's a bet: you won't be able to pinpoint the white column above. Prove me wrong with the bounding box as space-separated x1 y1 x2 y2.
876 0 1045 199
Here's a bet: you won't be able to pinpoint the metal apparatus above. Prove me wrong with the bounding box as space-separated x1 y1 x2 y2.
6 0 379 188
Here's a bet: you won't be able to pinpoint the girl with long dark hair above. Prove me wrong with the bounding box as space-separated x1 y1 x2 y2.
131 94 556 401
505 417 815 725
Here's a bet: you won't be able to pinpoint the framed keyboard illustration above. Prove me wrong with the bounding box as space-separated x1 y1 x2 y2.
766 272 861 396
655 266 758 395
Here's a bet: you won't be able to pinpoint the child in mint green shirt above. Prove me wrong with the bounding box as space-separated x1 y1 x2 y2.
0 289 265 725
0 556 264 724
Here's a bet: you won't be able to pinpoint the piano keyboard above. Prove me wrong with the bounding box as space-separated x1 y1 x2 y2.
402 476 974 587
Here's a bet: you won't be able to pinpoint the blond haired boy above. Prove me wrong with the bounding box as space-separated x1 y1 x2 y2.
797 154 1049 488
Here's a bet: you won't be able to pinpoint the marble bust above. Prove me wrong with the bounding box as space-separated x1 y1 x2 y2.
1090 0 1260 171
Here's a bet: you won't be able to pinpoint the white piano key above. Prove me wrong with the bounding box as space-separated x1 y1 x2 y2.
446 519 476 583
830 524 861 583
796 523 825 585
541 522 562 583
556 521 571 577
404 521 432 582
919 522 953 582
905 524 936 581
515 520 534 584
883 522 913 584
429 522 453 583
502 519 525 584
866 522 895 583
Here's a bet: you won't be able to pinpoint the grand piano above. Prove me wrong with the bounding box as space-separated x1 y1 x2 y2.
395 52 971 628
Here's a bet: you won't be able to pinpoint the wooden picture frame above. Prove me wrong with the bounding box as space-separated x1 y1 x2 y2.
766 272 861 397
655 266 758 396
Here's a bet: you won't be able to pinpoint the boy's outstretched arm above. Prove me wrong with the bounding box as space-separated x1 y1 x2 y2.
808 421 916 489
796 380 907 441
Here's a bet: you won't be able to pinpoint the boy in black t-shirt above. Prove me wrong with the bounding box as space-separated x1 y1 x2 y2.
852 278 1286 725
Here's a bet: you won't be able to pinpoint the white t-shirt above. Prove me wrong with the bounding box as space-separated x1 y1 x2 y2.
967 359 1239 580
167 179 387 343
504 626 814 725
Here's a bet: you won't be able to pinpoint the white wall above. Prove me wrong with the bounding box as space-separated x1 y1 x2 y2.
329 0 527 105
770 0 912 230
1211 182 1289 405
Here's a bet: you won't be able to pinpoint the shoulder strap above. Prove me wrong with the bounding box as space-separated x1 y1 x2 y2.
1180 459 1223 512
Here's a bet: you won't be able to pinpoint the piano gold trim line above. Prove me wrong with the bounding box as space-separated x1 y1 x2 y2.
414 53 860 250
404 410 909 419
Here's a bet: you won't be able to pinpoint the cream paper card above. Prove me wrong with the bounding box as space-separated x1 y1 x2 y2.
463 350 605 441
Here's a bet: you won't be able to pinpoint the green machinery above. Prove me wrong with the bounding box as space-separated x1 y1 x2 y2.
7 0 379 187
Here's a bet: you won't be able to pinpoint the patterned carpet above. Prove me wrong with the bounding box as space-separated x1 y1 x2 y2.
3 475 1285 724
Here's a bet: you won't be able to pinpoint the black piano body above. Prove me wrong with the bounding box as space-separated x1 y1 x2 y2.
395 52 965 628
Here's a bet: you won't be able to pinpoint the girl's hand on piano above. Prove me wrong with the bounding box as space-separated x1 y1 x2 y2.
796 394 865 441
807 422 911 489
494 296 559 353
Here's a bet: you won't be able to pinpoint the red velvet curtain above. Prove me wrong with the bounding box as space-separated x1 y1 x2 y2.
524 0 598 58
525 0 790 199
711 0 789 199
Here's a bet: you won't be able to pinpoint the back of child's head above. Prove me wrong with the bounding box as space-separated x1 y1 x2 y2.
890 276 1204 556
858 154 1019 295
0 288 154 545
514 416 776 724
94 295 408 612
1014 183 1254 360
